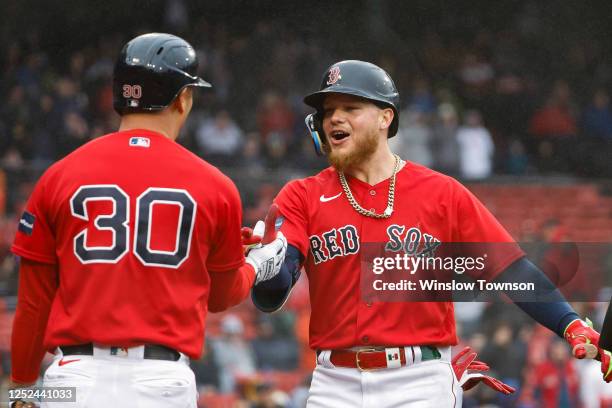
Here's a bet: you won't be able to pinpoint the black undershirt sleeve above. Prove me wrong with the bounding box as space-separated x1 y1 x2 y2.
494 257 579 337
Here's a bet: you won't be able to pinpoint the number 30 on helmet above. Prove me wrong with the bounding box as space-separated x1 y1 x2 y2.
113 33 211 115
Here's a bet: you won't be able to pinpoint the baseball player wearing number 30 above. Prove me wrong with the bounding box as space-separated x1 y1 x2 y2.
250 60 611 407
10 33 287 408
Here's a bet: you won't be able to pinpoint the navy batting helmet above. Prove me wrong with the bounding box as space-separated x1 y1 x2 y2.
303 60 400 155
113 33 211 115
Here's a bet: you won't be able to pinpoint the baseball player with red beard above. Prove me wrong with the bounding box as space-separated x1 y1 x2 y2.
10 33 287 408
251 60 611 407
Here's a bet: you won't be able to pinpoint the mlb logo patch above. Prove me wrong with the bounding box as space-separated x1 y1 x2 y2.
18 211 35 235
129 137 150 148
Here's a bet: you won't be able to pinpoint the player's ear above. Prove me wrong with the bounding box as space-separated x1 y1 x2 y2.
379 108 394 131
174 88 192 114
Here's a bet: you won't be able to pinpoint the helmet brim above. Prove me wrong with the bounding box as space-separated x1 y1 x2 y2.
192 77 212 88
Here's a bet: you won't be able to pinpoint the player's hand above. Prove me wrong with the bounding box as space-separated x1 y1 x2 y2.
246 231 287 285
452 346 516 395
241 224 263 248
564 318 600 359
241 204 281 250
564 318 612 382
600 349 612 382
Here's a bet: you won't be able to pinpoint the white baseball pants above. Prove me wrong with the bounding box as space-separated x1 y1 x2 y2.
41 346 197 408
307 347 462 408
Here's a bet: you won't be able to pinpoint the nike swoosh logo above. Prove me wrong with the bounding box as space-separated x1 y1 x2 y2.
58 358 81 366
320 192 342 202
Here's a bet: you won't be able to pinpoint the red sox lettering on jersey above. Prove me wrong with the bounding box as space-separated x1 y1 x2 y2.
309 225 359 264
309 224 441 265
275 161 523 350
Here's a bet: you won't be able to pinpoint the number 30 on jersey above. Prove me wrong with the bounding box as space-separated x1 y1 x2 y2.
70 185 196 268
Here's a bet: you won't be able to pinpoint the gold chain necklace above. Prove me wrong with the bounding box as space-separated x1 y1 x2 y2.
338 154 401 219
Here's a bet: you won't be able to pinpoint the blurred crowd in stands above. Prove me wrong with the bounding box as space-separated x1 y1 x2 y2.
1 0 612 406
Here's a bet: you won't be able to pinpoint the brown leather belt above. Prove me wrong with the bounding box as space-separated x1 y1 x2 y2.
319 346 440 371
60 343 181 361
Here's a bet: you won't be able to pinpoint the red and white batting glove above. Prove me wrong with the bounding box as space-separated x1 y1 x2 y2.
452 346 516 395
564 318 612 382
240 225 263 247
564 318 600 359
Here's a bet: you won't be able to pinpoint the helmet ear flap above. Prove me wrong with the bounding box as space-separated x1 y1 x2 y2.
305 112 326 156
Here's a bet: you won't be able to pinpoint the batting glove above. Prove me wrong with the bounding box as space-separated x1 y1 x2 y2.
452 346 516 395
600 349 612 383
564 318 600 359
246 231 287 285
241 225 262 247
564 318 612 382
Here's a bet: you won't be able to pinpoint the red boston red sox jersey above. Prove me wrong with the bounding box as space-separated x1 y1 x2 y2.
275 161 524 350
12 129 244 358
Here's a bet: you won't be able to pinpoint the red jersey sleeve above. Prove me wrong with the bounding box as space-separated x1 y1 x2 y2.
207 264 256 313
451 180 525 280
12 172 57 264
206 177 245 273
11 258 58 384
274 180 310 258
